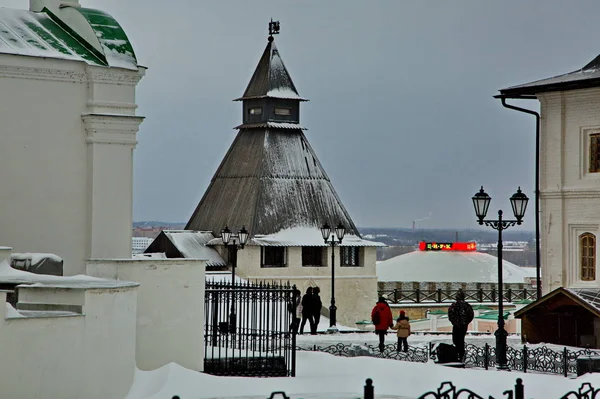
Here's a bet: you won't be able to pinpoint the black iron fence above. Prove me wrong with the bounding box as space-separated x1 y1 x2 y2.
204 280 296 377
260 378 600 399
379 287 537 304
298 341 600 377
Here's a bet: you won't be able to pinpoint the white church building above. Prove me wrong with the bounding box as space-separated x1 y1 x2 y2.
0 2 206 398
499 52 600 348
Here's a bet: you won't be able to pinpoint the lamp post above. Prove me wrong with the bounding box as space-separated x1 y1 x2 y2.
321 222 346 331
221 225 250 283
221 225 249 334
472 186 529 370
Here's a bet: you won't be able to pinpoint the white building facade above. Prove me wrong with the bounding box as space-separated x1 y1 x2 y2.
0 0 144 276
500 55 600 294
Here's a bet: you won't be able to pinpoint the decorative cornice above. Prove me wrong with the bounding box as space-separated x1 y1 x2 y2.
87 101 138 110
541 189 600 199
0 59 144 85
82 113 144 146
85 65 145 85
0 64 86 83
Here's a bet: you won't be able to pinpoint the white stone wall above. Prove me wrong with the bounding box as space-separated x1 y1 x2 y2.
0 54 144 276
0 284 138 399
538 88 600 292
231 245 378 327
87 258 206 371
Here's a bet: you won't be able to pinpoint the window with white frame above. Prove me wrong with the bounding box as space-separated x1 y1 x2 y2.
580 233 596 281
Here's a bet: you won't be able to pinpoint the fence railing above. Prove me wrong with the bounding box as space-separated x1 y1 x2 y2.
260 378 600 399
298 342 600 377
379 288 537 304
204 280 296 377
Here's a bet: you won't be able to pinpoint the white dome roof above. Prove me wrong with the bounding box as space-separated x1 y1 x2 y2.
376 251 534 283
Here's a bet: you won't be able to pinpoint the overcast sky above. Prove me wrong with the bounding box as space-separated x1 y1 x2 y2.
8 0 600 230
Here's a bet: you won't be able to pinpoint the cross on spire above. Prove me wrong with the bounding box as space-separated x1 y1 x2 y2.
268 19 280 41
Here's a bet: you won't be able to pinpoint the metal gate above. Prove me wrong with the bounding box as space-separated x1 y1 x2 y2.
204 280 297 377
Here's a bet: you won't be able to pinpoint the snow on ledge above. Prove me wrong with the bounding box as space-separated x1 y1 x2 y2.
10 253 63 263
0 259 136 289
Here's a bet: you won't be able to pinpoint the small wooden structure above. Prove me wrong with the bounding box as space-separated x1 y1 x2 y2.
515 287 600 348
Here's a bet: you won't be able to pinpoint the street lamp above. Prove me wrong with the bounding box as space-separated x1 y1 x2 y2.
221 225 249 283
472 186 529 370
221 225 249 334
321 222 346 331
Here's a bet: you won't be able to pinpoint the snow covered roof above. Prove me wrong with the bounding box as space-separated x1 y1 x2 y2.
0 259 137 288
234 38 307 101
145 230 226 266
500 53 600 97
376 251 534 283
515 287 600 319
207 227 386 247
0 7 137 70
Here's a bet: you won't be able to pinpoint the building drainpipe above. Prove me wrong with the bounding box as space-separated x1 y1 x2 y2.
495 95 541 301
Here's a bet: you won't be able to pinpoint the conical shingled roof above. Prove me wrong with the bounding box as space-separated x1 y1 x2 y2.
185 128 360 236
235 38 307 101
186 37 359 237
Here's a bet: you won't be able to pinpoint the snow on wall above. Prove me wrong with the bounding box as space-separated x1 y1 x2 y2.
0 284 138 399
87 258 206 371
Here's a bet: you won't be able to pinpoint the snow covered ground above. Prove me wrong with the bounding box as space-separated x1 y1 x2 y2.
126 345 600 399
126 317 600 399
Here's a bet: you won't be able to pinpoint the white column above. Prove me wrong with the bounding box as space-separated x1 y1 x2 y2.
83 114 144 260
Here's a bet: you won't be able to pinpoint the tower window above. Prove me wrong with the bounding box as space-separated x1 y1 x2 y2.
580 233 596 281
261 247 287 268
248 107 262 115
341 247 361 267
274 108 291 116
590 134 600 172
302 247 324 266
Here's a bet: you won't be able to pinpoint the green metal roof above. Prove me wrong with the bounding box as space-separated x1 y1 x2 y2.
475 311 509 320
0 7 136 70
77 8 136 69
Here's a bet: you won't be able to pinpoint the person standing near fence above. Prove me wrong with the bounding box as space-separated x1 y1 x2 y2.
311 286 322 335
448 290 474 361
392 310 411 353
299 287 315 334
371 297 393 352
289 288 302 334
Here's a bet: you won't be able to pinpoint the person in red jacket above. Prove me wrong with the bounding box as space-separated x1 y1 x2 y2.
371 297 394 352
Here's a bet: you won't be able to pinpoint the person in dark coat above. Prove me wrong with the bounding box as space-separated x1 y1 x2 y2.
289 288 302 334
299 287 315 334
371 297 394 352
311 286 322 335
447 290 474 361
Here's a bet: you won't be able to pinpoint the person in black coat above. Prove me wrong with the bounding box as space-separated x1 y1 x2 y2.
311 286 322 335
447 290 474 361
299 287 315 334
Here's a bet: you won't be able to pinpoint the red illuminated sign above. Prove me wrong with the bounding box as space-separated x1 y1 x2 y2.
419 242 477 251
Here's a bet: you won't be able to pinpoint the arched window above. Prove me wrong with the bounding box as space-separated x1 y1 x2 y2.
580 233 596 281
